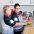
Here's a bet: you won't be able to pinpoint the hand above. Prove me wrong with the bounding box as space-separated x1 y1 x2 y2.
15 22 27 27
10 20 14 23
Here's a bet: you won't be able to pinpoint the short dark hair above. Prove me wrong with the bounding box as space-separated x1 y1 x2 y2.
14 3 20 8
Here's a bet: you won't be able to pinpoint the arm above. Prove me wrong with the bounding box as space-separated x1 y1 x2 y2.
4 17 15 27
14 22 27 27
15 17 32 26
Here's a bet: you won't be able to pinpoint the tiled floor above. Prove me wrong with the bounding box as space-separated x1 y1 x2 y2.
24 26 34 34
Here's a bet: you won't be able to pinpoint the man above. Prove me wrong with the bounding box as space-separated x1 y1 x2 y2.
12 3 27 34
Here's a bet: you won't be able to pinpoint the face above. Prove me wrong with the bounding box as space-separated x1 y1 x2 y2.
6 7 11 15
15 6 20 13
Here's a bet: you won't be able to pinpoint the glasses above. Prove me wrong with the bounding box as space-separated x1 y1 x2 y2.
16 7 20 9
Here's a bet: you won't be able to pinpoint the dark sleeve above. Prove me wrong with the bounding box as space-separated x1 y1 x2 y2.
11 13 19 22
4 16 15 27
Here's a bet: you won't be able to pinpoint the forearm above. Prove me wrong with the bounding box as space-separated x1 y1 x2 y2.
15 22 27 26
4 19 15 27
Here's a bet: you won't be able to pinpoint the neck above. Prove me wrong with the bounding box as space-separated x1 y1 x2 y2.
4 13 11 17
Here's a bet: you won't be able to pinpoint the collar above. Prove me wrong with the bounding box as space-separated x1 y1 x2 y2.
4 13 11 17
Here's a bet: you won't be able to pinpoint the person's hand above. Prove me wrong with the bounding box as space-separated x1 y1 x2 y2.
10 20 14 24
14 22 27 27
15 23 20 26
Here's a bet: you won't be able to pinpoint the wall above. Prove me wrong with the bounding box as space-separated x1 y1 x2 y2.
0 0 34 5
